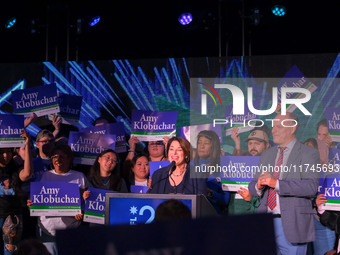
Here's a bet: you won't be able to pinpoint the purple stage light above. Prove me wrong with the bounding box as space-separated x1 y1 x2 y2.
178 13 193 25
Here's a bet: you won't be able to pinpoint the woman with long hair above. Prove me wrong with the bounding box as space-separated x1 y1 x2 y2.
194 130 230 214
86 149 128 193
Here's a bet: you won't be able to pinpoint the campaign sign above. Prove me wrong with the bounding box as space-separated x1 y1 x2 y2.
49 93 82 126
277 65 317 113
130 185 149 194
131 110 177 141
12 84 59 117
224 103 259 136
80 123 126 153
68 131 116 165
220 156 260 192
149 160 171 179
84 187 115 224
319 173 340 211
107 195 192 225
30 182 81 216
325 107 340 142
0 114 24 148
178 124 222 148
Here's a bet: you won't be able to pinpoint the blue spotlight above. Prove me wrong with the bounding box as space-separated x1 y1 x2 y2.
89 16 100 27
5 17 16 29
178 13 193 25
271 5 286 16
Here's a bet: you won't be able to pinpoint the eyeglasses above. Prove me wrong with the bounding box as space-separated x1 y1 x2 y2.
149 141 163 146
37 139 54 144
101 155 118 164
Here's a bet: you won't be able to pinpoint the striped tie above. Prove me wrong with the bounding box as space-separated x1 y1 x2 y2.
267 147 286 210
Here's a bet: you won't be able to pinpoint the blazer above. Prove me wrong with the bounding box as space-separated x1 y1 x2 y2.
248 140 320 243
148 163 207 195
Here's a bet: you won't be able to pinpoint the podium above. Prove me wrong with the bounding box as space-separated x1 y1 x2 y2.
104 193 217 225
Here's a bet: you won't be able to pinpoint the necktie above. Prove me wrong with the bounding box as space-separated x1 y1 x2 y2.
267 147 286 210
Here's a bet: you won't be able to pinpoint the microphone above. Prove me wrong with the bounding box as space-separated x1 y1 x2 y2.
169 161 176 175
147 161 176 193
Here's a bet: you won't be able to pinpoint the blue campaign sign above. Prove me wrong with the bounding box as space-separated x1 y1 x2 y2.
85 187 115 214
0 114 24 148
56 93 82 125
325 107 340 141
131 110 177 141
68 131 116 165
107 197 192 225
220 156 260 182
80 123 126 153
30 182 81 207
130 185 148 193
149 160 171 179
11 84 59 117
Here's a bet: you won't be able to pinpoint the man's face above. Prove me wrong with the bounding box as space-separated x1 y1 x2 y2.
0 149 13 166
317 125 329 142
248 140 267 156
36 135 55 157
272 115 297 147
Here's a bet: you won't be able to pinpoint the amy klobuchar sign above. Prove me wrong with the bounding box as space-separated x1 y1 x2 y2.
219 156 260 192
131 110 177 141
11 84 60 117
30 182 81 216
68 131 116 165
325 107 340 142
80 123 126 153
49 93 82 126
0 114 24 148
84 187 115 225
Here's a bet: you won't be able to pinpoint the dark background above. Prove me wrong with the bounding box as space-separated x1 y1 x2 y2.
0 0 339 63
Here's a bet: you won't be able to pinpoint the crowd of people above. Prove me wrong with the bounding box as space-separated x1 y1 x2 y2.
0 112 339 255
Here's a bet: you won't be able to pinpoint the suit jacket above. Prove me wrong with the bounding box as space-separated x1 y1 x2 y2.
248 140 320 243
148 164 207 195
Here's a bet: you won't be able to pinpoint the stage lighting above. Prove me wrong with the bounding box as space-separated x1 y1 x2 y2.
178 13 193 25
5 17 16 29
89 16 100 27
271 5 286 16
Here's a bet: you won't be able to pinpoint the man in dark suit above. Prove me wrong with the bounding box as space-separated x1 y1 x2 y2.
248 113 320 255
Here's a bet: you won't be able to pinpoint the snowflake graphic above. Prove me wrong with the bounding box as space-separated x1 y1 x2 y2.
129 206 138 215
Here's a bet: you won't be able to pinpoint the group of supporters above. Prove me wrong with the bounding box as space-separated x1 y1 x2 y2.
0 112 338 255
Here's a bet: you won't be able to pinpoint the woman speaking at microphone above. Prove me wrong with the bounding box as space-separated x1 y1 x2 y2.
148 137 207 195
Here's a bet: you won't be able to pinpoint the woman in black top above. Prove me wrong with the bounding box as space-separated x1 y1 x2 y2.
84 149 128 199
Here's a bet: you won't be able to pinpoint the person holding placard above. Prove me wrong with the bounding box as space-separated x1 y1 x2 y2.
193 130 229 214
148 137 207 195
0 130 34 255
123 136 168 183
84 149 128 194
28 144 88 255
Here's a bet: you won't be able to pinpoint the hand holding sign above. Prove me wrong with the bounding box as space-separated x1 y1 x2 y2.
316 194 327 207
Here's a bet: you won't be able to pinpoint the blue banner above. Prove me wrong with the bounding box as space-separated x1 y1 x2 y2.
131 110 177 141
80 123 126 153
219 156 260 192
130 185 149 194
30 182 81 216
68 131 116 165
12 84 59 117
149 160 171 179
51 93 82 126
84 187 115 224
0 114 24 148
325 107 340 142
108 197 192 225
